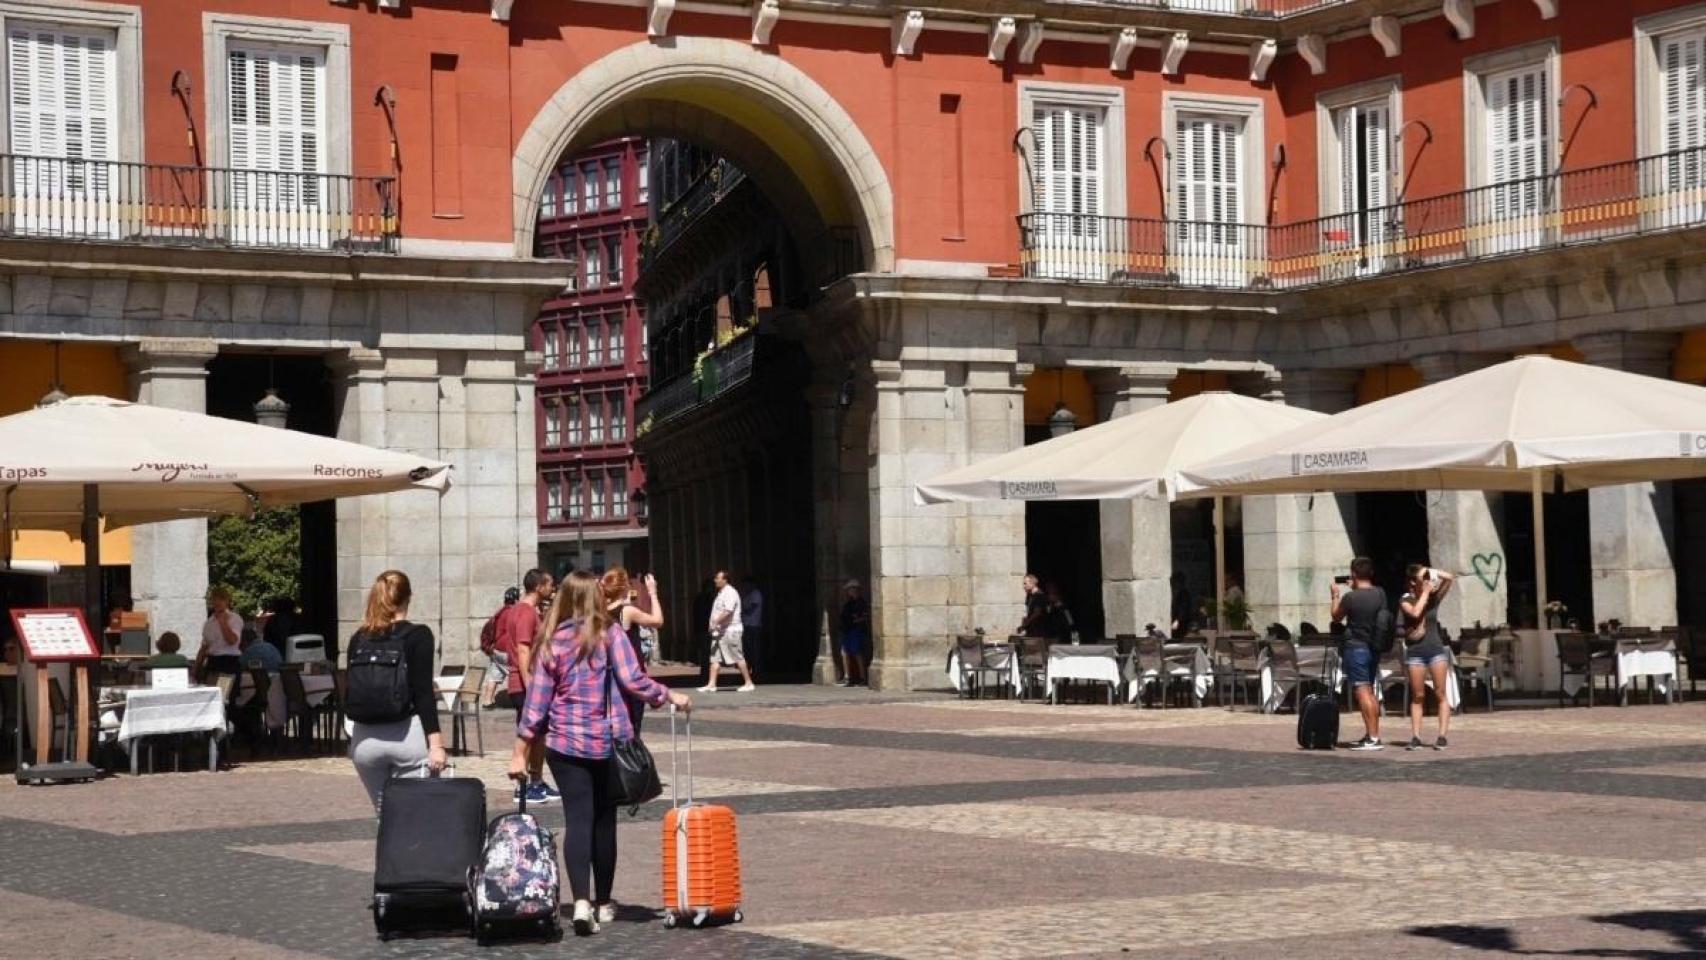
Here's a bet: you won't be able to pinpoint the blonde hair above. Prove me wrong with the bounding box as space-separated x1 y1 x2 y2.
361 570 412 634
540 569 613 662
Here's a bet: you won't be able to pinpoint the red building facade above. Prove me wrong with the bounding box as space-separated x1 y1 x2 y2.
533 137 650 575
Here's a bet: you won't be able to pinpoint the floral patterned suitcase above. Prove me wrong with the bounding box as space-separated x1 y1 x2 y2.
472 798 562 943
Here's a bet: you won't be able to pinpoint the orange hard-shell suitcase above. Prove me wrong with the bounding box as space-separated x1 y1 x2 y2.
660 706 744 929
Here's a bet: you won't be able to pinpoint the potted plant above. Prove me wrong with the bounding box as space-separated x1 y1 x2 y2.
1220 593 1251 631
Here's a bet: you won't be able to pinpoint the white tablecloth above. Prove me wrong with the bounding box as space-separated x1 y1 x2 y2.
436 673 463 711
1046 645 1123 702
1561 638 1678 699
946 646 1022 695
116 686 226 745
1126 644 1212 704
1260 646 1461 713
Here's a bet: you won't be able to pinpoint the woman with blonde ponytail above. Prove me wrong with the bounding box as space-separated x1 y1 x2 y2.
512 570 690 936
345 570 446 813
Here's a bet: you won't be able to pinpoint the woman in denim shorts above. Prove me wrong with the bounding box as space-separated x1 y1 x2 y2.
1400 565 1455 751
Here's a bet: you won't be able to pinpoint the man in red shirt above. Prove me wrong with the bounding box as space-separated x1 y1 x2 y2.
500 568 556 802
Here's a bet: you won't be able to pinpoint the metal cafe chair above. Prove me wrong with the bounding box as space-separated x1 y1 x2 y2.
449 666 487 756
1555 631 1615 707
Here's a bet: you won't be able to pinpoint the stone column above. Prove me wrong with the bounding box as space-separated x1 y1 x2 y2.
868 357 1026 690
1091 365 1176 637
329 347 388 654
807 383 845 684
1573 332 1680 628
123 338 216 653
1241 369 1361 630
1412 353 1508 630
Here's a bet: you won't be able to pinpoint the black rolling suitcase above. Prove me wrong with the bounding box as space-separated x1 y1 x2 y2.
372 772 486 940
1296 691 1339 750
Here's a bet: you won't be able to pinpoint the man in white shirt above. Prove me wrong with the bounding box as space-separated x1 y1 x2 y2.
198 586 246 692
700 569 755 693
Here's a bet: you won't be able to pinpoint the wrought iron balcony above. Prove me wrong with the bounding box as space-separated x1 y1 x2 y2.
1019 144 1706 290
635 332 757 433
0 154 398 253
641 158 746 272
1126 0 1348 13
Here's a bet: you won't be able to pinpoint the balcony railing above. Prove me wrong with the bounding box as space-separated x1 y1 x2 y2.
636 332 757 432
642 158 746 271
1019 144 1706 290
1109 0 1352 16
0 154 398 253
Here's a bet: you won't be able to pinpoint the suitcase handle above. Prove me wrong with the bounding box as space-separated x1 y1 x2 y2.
669 702 692 807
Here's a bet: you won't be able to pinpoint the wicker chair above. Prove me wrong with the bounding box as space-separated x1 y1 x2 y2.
1556 632 1616 707
448 666 487 756
1210 635 1262 708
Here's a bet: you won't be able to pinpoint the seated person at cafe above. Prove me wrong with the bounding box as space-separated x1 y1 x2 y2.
242 630 284 673
143 632 190 670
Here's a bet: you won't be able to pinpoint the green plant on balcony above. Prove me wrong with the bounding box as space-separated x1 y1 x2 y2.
635 412 655 439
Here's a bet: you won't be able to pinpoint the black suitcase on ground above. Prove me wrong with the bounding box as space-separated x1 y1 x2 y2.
372 773 486 940
1297 691 1339 749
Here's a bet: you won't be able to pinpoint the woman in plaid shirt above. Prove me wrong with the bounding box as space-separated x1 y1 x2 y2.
509 569 690 936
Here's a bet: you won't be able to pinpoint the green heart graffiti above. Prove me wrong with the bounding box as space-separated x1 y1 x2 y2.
1472 553 1503 592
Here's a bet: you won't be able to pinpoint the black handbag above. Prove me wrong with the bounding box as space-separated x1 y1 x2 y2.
603 660 662 814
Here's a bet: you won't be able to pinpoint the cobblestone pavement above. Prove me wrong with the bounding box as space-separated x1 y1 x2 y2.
7 695 1706 958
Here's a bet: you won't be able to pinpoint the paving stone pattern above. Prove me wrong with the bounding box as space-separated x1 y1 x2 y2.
7 697 1706 958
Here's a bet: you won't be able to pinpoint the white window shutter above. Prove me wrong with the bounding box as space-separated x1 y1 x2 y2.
1661 31 1706 191
1336 105 1356 217
1363 104 1390 213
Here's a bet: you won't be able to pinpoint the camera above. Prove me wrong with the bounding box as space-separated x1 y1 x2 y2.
1334 575 1351 585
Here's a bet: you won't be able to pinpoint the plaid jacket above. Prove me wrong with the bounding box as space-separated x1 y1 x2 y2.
516 620 670 760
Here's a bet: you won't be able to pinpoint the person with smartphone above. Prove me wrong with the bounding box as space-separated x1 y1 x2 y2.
1330 558 1388 751
1400 565 1456 750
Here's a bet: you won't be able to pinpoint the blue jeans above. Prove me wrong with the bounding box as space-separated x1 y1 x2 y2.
1342 644 1377 688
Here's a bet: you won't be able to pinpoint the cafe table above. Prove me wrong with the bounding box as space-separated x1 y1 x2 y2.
112 685 226 774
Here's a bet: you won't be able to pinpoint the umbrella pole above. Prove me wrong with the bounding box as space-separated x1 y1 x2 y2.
1532 470 1548 633
82 484 101 765
1213 496 1226 630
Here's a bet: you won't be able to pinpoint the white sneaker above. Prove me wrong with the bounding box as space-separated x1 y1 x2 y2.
571 900 599 936
737 683 756 693
696 685 717 693
595 901 617 925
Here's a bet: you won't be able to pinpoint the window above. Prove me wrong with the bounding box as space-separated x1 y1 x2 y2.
610 472 628 518
6 22 119 235
545 475 563 522
604 157 621 208
226 43 328 241
582 162 598 211
1163 92 1262 287
543 400 561 446
1020 84 1124 282
589 474 607 520
588 394 605 443
1479 60 1552 252
1640 10 1706 221
637 151 649 203
542 327 560 370
586 314 604 367
1320 87 1397 277
565 318 583 369
606 236 623 286
583 242 601 289
566 474 583 521
541 177 558 219
608 315 625 365
562 167 579 214
609 390 627 439
565 394 582 444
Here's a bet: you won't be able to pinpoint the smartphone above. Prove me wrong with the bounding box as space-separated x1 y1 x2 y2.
1334 575 1351 585
1427 569 1440 584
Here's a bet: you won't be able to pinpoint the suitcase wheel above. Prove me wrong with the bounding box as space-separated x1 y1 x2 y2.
691 910 709 929
663 913 678 929
733 910 744 924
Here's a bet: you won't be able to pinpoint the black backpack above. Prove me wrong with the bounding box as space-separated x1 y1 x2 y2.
1347 588 1396 654
345 623 418 724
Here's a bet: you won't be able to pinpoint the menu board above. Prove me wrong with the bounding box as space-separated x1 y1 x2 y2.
10 608 99 661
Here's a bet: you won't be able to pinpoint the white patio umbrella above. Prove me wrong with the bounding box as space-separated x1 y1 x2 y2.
1176 355 1706 632
915 391 1326 619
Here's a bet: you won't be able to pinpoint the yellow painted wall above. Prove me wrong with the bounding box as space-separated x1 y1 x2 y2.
0 342 132 565
1022 368 1097 427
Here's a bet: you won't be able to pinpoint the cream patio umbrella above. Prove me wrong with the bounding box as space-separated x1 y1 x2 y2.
0 395 451 782
1175 355 1706 632
915 391 1326 621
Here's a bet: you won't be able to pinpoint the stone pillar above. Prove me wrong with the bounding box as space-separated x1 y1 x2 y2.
1573 332 1680 628
1241 369 1361 630
123 338 216 653
1091 365 1176 636
1412 353 1508 630
329 347 388 655
869 357 1026 690
807 384 845 684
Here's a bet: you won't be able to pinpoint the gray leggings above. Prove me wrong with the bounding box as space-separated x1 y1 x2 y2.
348 716 428 813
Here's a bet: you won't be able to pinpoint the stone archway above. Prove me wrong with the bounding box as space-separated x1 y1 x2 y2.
510 37 894 273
